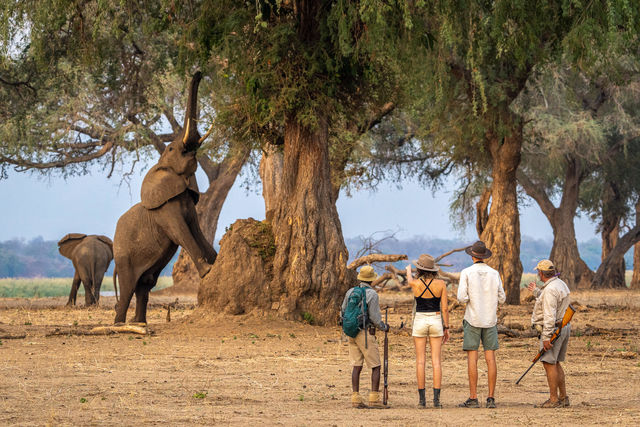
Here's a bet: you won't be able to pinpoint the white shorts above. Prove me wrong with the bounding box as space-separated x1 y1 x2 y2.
412 312 444 338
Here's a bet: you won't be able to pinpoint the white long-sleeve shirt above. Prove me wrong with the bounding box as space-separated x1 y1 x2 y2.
531 276 571 340
457 262 506 328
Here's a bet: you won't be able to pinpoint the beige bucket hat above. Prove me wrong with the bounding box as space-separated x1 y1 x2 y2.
357 265 378 282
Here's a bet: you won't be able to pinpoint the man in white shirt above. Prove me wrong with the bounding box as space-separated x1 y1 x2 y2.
457 241 506 409
527 259 571 408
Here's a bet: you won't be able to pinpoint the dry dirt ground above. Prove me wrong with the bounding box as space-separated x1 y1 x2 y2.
1 290 639 426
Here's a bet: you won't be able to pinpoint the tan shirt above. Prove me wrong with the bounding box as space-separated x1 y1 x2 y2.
531 276 571 340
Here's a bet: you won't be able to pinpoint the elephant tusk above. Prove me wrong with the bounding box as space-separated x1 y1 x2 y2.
198 123 214 144
182 118 191 144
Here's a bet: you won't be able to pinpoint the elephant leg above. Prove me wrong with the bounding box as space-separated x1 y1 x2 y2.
190 219 217 264
133 275 155 324
93 271 106 304
156 207 213 278
66 272 81 306
83 280 97 306
114 265 137 324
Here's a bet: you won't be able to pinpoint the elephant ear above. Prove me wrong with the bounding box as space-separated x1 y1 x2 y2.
140 165 200 209
96 235 113 256
58 233 87 259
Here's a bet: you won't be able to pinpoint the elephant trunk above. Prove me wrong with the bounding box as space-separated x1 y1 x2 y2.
182 71 203 152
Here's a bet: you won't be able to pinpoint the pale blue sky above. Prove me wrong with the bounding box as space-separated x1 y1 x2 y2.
0 164 598 243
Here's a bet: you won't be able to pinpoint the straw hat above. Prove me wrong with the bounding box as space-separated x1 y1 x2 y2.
357 265 378 282
413 254 439 272
465 241 492 259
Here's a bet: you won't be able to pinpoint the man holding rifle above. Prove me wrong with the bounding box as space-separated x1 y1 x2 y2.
528 259 571 408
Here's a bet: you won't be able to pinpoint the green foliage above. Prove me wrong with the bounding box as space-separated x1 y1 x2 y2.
302 312 314 325
246 221 276 262
79 398 87 403
193 391 207 399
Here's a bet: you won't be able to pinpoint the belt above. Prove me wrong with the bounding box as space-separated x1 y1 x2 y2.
416 311 441 315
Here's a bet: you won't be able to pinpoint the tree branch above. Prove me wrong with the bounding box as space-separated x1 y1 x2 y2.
516 169 556 221
0 142 115 170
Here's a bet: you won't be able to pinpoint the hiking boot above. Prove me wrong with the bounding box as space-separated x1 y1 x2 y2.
486 397 496 408
351 392 366 408
433 388 442 408
458 398 480 408
417 389 426 408
535 399 562 408
560 396 570 407
368 391 384 408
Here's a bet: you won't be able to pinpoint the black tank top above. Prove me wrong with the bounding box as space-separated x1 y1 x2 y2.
415 278 441 312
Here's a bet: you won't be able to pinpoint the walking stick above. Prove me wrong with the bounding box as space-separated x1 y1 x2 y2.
382 307 389 406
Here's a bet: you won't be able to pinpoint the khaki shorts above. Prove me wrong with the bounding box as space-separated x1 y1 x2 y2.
412 312 444 337
462 320 499 351
540 324 570 364
348 330 381 368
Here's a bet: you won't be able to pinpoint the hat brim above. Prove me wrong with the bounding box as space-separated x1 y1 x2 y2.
412 260 439 272
465 246 492 259
357 273 378 282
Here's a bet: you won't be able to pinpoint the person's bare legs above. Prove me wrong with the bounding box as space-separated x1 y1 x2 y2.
543 362 560 402
466 350 479 399
485 350 497 398
352 366 362 392
372 366 380 392
429 336 442 389
414 337 427 389
557 362 566 399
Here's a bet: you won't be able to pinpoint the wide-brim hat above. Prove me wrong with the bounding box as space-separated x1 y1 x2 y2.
465 241 492 259
413 254 439 272
357 265 378 282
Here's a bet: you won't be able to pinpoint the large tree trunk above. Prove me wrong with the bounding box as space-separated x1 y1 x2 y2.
631 201 640 289
517 157 593 289
481 125 523 305
267 118 355 323
549 216 593 289
632 241 640 289
593 221 640 288
595 205 626 288
199 118 355 324
164 149 249 294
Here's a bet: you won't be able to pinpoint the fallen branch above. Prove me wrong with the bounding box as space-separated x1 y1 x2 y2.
0 333 26 340
348 254 408 270
45 324 149 337
372 272 394 288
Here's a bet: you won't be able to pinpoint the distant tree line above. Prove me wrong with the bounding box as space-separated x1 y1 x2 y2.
0 237 175 278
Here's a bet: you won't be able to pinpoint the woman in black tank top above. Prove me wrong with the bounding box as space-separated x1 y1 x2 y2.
406 254 450 408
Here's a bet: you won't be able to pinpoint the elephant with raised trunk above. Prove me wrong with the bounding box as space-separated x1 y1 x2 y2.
58 233 113 306
113 71 217 324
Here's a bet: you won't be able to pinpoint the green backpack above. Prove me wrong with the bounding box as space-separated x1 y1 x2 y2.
342 286 368 338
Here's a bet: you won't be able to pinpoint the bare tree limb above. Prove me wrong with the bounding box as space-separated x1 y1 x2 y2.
348 254 408 270
435 247 467 262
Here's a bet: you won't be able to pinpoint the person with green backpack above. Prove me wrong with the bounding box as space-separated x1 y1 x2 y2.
340 265 389 408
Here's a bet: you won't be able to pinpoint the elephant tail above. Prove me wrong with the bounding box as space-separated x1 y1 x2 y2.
113 267 119 302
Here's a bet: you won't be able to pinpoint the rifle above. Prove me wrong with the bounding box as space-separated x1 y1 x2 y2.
516 304 575 384
382 307 389 406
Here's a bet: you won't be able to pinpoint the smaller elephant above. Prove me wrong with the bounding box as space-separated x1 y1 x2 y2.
58 233 113 306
